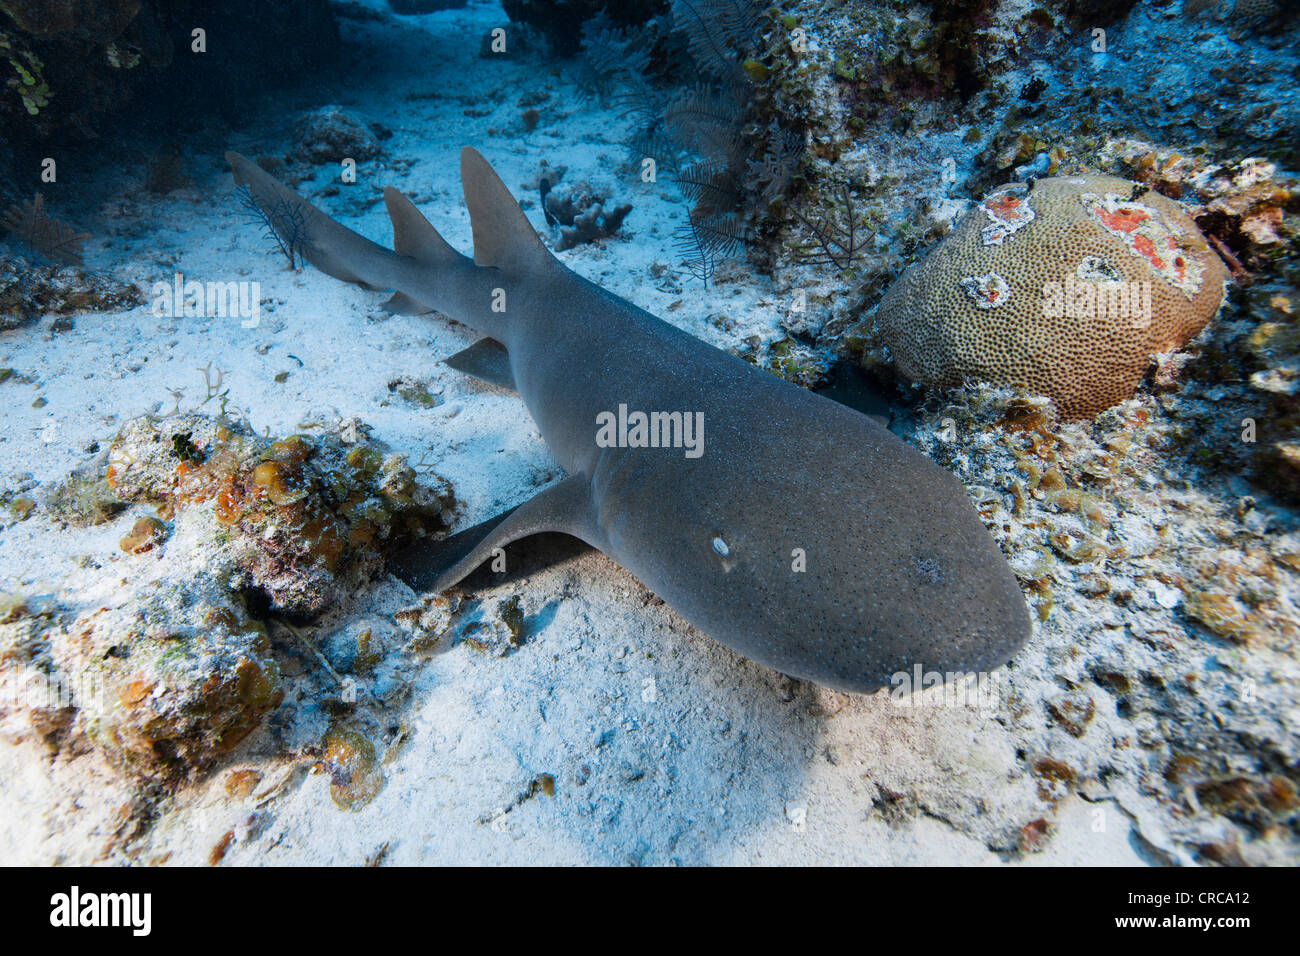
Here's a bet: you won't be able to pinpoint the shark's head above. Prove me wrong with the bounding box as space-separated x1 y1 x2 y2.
595 386 1033 695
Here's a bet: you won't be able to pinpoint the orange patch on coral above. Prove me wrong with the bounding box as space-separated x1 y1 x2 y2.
1095 205 1151 234
1131 234 1165 270
984 194 1022 219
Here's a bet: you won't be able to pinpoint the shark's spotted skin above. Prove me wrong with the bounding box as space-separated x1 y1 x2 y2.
227 148 1032 693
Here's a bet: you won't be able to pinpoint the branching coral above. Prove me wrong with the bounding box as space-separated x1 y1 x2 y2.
542 178 633 251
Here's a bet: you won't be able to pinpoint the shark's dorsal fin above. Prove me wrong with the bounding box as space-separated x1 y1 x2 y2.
459 146 552 274
383 187 463 266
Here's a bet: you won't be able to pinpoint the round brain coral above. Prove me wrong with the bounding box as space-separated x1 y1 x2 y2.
876 174 1230 419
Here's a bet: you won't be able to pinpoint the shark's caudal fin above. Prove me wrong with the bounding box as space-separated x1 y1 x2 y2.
227 151 475 308
460 146 553 274
228 147 543 357
226 150 400 289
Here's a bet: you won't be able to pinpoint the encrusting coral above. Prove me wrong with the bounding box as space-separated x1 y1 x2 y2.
876 175 1231 419
105 413 456 617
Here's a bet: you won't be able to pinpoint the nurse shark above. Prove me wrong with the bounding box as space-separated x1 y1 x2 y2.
226 147 1031 693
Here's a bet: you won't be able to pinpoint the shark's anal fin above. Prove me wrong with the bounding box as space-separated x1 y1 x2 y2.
389 473 603 593
444 338 516 392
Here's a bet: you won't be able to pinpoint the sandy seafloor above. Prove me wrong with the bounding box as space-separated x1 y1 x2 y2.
0 0 1281 865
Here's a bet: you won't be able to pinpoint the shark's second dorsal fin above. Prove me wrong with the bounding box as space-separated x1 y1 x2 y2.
459 146 552 274
383 187 464 266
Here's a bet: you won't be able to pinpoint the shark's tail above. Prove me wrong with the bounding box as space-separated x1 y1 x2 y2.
226 150 414 292
225 148 555 326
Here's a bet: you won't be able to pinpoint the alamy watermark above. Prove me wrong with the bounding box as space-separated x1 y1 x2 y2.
1041 270 1152 328
595 404 704 459
0 668 106 714
889 664 1003 716
49 886 151 936
151 272 261 329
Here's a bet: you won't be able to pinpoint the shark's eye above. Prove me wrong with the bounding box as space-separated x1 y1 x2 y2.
712 536 730 557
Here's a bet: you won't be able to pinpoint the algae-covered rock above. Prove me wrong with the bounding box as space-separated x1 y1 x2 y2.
900 382 1300 863
0 594 75 754
107 416 457 616
45 467 126 526
53 580 283 783
0 578 283 784
0 260 142 329
320 727 384 810
4 413 458 788
290 105 382 166
106 413 458 617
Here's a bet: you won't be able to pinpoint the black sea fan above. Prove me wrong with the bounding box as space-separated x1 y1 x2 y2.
574 13 653 102
786 183 873 270
1 194 91 265
657 0 803 284
235 183 314 271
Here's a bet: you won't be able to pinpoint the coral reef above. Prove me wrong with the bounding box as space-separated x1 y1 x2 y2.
105 413 457 617
896 386 1300 863
1 259 142 329
39 583 280 783
830 0 1009 125
876 175 1230 420
709 0 1300 861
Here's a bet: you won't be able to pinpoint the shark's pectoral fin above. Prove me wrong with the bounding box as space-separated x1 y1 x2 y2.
389 473 603 593
444 338 516 392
